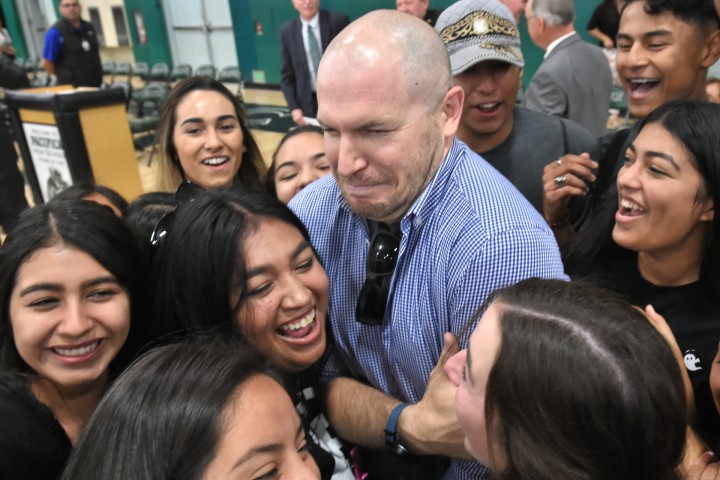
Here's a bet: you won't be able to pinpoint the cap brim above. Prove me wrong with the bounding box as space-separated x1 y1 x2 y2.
451 48 524 75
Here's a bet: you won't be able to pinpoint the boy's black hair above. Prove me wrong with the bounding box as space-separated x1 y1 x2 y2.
624 0 720 30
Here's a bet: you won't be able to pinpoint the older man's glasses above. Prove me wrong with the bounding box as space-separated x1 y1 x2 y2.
355 229 400 325
150 180 204 247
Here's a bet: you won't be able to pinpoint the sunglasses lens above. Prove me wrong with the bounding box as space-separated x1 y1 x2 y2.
367 232 399 274
356 281 388 325
356 228 400 326
150 210 175 247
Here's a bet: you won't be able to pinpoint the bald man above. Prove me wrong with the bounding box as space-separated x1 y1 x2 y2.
289 10 565 480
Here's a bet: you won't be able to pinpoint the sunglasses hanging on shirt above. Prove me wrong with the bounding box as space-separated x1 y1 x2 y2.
355 223 401 325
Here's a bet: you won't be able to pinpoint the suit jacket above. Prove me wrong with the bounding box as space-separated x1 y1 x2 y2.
523 32 612 137
280 10 349 117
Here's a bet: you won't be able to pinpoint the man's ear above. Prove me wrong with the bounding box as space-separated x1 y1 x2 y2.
536 17 547 35
441 85 464 139
701 29 720 68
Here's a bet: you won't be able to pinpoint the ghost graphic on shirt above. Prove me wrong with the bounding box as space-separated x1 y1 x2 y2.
684 352 702 372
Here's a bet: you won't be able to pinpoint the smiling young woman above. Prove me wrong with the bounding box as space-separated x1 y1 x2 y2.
0 199 148 479
61 337 321 480
564 100 720 446
265 125 331 205
149 188 353 480
154 76 266 192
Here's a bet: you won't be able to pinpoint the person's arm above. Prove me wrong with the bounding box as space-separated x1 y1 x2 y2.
323 334 471 459
291 108 306 125
542 152 598 248
644 305 695 421
644 307 707 480
0 37 16 58
41 27 61 76
588 28 614 49
683 427 716 480
323 377 400 449
41 58 55 75
1 44 15 57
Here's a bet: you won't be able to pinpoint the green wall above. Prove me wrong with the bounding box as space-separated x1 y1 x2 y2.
123 0 172 67
231 0 602 87
1 0 27 59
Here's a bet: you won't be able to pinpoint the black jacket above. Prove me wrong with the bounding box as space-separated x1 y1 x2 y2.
52 18 102 87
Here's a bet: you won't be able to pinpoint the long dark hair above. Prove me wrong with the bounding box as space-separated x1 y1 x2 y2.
565 100 720 298
479 278 685 480
52 182 129 215
0 199 148 376
149 188 314 340
60 337 285 480
155 76 266 192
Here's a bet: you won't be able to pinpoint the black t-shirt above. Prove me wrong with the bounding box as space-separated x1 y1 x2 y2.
579 249 720 445
587 2 620 47
0 374 72 480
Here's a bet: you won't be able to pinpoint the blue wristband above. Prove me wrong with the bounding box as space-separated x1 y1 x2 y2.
384 402 411 455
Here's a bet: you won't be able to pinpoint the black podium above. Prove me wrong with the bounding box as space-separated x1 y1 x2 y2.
3 85 144 204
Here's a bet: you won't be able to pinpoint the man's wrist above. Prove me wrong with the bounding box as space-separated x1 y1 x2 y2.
384 402 411 455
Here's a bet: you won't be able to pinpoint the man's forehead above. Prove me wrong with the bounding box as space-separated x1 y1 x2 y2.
317 82 417 129
317 96 411 127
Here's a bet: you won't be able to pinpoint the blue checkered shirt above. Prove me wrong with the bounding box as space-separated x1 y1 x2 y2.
290 138 567 479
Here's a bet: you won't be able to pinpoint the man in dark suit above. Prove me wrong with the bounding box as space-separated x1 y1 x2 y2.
281 0 349 125
522 0 612 137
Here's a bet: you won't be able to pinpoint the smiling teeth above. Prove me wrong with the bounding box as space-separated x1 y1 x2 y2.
53 341 100 357
620 198 644 212
203 157 227 165
280 310 315 333
479 103 497 108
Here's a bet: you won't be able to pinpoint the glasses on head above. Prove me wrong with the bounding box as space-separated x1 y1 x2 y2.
150 180 205 247
355 229 400 325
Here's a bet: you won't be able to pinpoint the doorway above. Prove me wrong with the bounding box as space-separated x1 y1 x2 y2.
162 0 237 71
15 0 49 60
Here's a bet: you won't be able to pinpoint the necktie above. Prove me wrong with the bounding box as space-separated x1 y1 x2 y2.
307 25 321 77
